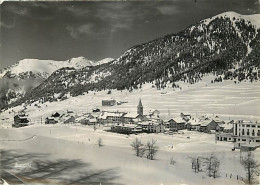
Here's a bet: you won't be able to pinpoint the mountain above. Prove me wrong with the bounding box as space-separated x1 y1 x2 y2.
6 12 260 109
0 57 114 108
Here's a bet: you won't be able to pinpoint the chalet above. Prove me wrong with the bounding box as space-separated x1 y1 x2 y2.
64 116 76 124
149 123 165 133
199 120 220 132
67 110 74 114
87 118 97 125
148 109 160 118
102 99 116 106
98 111 126 124
168 118 186 132
180 113 191 122
137 122 151 132
186 118 200 131
92 108 100 112
220 122 233 133
51 112 60 118
123 113 143 123
13 114 29 127
212 116 225 125
45 117 58 124
111 124 142 134
78 117 88 125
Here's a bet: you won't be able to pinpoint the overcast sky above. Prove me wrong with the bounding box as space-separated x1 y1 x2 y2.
0 0 259 69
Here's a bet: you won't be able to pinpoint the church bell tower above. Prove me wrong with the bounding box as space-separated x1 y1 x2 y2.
137 99 143 116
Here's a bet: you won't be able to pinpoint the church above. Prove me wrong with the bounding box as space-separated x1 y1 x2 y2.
122 99 146 123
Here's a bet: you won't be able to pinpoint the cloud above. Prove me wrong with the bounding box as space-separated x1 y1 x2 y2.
66 23 94 39
156 5 179 15
4 4 30 16
0 21 15 29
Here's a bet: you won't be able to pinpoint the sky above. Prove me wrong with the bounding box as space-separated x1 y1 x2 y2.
0 0 260 69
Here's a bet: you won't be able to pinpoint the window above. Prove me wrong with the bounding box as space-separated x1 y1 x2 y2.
246 125 250 127
252 125 255 128
242 124 245 127
242 139 246 141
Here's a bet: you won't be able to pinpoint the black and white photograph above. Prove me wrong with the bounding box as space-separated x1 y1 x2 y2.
0 0 260 184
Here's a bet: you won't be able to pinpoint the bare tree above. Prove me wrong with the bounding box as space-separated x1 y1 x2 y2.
240 152 260 184
97 138 103 147
146 139 158 160
130 138 145 157
205 154 220 178
190 156 203 173
170 157 176 165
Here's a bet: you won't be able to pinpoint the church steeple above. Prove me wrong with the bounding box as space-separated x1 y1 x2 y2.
137 99 143 116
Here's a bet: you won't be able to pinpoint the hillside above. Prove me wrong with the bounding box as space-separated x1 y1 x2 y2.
0 57 114 108
6 12 260 109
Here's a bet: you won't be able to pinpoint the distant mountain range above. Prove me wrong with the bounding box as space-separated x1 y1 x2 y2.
0 57 114 108
2 11 260 110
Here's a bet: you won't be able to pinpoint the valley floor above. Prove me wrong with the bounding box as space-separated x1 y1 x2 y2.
1 124 259 185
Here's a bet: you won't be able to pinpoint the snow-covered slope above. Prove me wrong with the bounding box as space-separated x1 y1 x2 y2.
96 58 114 65
0 57 97 79
0 56 114 108
203 11 260 28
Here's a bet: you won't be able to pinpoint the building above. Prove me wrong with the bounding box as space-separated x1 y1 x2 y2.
148 109 160 118
64 116 76 124
102 99 116 106
137 99 143 116
13 114 29 127
51 112 60 118
180 113 191 122
186 118 201 131
87 118 97 125
232 120 260 143
92 108 100 112
220 122 233 133
45 117 58 124
123 113 143 123
199 120 220 133
149 123 165 133
216 120 260 150
168 118 186 131
98 111 126 124
111 124 142 134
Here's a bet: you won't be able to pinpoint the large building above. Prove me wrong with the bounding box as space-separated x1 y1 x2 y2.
216 120 260 150
232 120 260 143
102 98 116 106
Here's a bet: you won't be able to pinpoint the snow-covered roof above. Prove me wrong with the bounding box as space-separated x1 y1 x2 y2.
221 124 233 130
188 119 200 126
169 117 185 123
138 122 151 126
89 118 97 122
124 112 139 119
199 119 213 127
99 112 125 119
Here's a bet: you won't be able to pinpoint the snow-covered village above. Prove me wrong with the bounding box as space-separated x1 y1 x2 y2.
1 1 260 185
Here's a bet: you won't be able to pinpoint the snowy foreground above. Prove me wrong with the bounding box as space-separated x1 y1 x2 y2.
1 124 260 185
0 77 260 184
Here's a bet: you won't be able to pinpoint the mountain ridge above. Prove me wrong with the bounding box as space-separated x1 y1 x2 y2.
4 11 260 109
